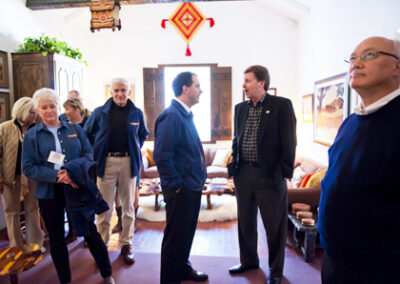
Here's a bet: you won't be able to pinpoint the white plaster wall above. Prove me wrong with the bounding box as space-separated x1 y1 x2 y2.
0 0 298 230
32 1 299 112
296 0 400 165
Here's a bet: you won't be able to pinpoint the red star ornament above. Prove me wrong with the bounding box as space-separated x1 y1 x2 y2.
162 2 215 56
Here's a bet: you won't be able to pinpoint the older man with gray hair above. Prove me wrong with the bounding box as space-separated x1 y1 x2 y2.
318 36 400 284
85 78 149 265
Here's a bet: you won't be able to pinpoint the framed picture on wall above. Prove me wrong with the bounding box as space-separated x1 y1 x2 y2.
0 92 10 123
268 87 277 96
313 73 349 146
0 51 9 89
242 87 277 101
105 84 135 102
302 93 313 123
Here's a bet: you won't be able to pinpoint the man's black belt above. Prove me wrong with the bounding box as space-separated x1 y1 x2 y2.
241 160 260 167
107 152 129 157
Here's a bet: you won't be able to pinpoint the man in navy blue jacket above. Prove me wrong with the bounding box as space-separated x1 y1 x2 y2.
84 77 149 265
318 37 400 283
154 72 208 284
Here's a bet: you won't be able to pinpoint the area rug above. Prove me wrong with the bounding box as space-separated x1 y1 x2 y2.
136 194 237 222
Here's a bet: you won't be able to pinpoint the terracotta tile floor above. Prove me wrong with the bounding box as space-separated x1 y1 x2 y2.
0 210 322 284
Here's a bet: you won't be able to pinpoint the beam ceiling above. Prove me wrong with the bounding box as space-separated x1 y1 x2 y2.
26 0 243 10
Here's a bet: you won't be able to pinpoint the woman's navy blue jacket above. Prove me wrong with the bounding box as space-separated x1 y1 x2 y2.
22 121 93 199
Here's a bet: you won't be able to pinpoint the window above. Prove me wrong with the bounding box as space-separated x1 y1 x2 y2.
143 64 232 142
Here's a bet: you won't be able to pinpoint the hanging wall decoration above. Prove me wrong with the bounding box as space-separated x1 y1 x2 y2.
90 0 121 32
161 2 214 56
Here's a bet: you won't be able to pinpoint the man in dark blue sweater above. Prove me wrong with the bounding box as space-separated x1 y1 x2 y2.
318 36 400 283
154 72 208 284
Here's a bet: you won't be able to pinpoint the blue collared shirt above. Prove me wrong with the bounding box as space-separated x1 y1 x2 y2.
22 121 93 199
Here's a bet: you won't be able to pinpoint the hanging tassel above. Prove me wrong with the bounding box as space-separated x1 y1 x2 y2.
207 18 215 27
185 44 192 56
161 19 168 29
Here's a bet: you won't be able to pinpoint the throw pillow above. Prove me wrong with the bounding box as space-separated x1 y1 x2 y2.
299 173 313 188
146 148 156 167
292 166 306 187
305 170 327 188
211 149 231 167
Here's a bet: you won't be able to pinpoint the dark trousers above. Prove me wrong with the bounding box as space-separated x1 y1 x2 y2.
160 187 202 284
234 164 287 278
39 184 112 284
321 251 397 284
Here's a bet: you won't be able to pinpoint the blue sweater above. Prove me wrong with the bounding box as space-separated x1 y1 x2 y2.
153 100 207 191
318 96 400 272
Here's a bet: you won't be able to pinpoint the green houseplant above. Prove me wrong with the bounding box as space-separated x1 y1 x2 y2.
16 33 87 65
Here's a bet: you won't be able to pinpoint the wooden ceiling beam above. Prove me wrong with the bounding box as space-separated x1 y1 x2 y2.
26 0 240 10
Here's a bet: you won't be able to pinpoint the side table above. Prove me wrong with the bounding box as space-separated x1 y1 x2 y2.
288 214 318 262
139 180 162 211
0 244 43 284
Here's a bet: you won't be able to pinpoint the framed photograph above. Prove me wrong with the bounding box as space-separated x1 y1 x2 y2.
268 87 277 96
105 84 135 102
0 92 10 123
302 94 313 123
242 87 277 101
0 51 9 89
313 73 349 146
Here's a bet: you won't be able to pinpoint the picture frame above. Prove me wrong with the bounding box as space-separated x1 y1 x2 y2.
0 92 10 123
0 51 9 89
268 87 277 96
313 73 349 146
242 87 277 101
105 84 135 102
302 93 313 123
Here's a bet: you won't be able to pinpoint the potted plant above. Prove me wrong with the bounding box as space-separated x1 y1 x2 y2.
15 33 87 65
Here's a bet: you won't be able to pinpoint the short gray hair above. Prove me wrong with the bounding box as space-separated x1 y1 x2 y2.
68 90 80 99
32 88 60 109
11 97 35 121
111 78 130 91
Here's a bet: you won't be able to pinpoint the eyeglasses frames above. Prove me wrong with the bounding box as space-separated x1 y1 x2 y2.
345 48 399 64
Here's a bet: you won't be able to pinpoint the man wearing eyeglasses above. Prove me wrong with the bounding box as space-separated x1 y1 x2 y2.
318 36 400 284
84 78 149 265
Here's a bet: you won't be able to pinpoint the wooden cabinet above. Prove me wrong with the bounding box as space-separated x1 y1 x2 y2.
11 52 83 102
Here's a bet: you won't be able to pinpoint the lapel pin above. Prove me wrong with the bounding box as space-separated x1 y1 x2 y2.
265 110 270 114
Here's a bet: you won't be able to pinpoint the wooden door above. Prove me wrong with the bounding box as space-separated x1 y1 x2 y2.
143 68 165 140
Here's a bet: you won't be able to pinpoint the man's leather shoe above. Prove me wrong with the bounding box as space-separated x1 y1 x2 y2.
182 268 208 282
229 264 259 274
120 245 135 265
267 277 282 284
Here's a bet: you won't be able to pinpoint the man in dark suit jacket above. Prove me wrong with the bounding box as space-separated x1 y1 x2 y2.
228 65 296 284
154 72 208 284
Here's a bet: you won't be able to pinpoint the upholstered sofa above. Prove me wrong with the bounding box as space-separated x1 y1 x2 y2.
141 142 327 208
287 156 327 209
141 142 230 179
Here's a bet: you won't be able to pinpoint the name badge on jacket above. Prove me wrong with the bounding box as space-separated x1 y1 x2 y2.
48 151 65 165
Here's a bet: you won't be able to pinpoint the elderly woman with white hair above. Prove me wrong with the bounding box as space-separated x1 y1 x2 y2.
0 97 43 249
22 88 114 284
